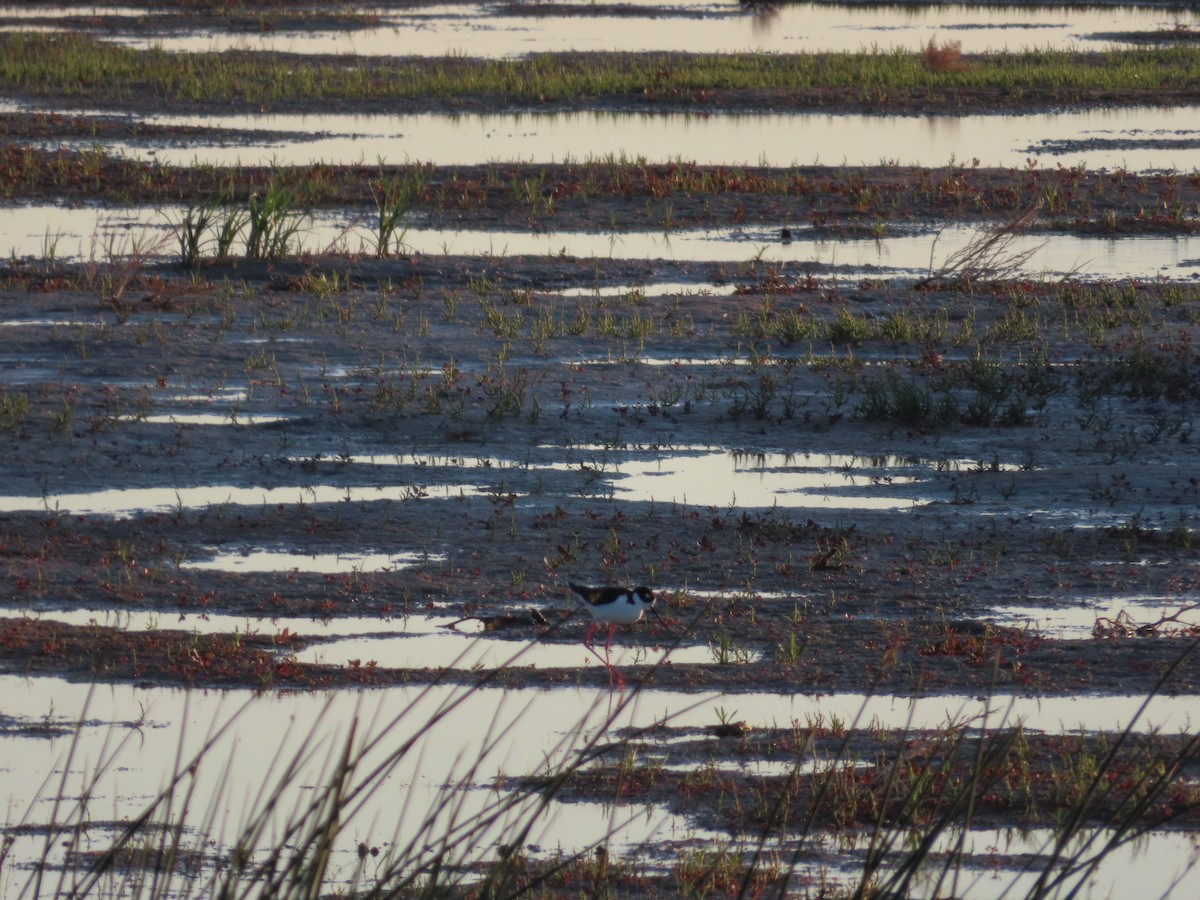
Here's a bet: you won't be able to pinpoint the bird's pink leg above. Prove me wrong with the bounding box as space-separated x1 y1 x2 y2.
604 624 625 690
583 621 610 670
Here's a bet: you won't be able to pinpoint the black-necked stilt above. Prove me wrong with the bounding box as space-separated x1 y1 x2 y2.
568 582 656 688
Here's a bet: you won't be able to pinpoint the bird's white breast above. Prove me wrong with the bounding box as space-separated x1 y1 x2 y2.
590 592 649 625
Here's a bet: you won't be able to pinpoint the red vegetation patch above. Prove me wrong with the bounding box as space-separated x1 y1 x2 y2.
921 38 971 74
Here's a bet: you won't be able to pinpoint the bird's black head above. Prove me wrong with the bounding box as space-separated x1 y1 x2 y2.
633 586 655 606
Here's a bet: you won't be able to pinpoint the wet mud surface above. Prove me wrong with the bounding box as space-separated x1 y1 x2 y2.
3 6 1200 890
1 257 1199 695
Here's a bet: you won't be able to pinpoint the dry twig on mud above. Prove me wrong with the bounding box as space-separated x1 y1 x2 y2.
915 202 1043 290
1094 603 1200 639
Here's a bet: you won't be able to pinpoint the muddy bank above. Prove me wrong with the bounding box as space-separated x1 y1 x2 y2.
3 146 1199 237
14 78 1200 119
1 604 1196 694
1 256 1199 696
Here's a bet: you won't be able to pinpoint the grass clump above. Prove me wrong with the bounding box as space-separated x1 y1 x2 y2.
860 372 958 429
0 389 30 431
244 183 307 260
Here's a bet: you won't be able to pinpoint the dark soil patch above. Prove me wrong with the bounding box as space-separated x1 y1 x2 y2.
0 112 296 143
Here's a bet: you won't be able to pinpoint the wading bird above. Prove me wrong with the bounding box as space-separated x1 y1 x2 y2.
568 582 657 689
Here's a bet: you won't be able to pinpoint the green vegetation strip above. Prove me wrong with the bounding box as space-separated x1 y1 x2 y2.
1 33 1199 107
